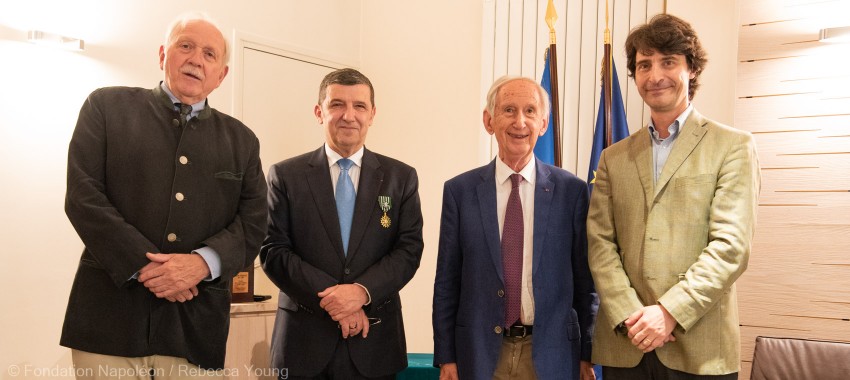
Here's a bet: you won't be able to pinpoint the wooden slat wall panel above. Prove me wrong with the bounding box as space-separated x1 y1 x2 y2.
736 1 850 379
738 20 825 61
739 0 850 26
737 58 849 97
737 92 850 133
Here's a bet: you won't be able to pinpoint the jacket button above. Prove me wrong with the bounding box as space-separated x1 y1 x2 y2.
175 192 185 201
344 268 351 275
167 233 177 242
172 118 180 127
179 156 188 165
497 289 505 297
494 326 503 334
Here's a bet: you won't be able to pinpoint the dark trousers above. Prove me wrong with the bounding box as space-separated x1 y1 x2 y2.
284 338 395 380
602 352 738 380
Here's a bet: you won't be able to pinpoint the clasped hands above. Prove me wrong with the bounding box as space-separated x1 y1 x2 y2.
138 252 210 303
318 284 370 339
625 304 678 353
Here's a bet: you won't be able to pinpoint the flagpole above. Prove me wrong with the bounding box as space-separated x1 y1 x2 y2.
603 0 613 147
545 0 562 168
588 0 630 196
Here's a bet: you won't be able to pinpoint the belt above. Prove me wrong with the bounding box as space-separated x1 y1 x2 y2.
504 325 533 337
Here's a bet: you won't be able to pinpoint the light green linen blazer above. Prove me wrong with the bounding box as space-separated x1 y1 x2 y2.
588 110 761 375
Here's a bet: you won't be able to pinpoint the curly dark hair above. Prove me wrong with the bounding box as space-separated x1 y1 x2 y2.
624 14 707 100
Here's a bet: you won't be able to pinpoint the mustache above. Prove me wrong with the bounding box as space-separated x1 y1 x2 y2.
180 66 205 81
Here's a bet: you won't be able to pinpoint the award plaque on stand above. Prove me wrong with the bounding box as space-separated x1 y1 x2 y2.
230 266 254 303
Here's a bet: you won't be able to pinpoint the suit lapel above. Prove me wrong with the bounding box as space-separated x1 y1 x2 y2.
347 149 382 261
654 111 708 200
305 147 346 260
532 159 553 278
631 128 655 208
476 160 503 281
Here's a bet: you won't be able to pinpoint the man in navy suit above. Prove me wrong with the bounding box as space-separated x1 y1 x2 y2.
432 76 598 380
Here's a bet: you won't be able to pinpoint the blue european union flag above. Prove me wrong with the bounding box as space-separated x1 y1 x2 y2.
588 61 629 193
534 50 556 166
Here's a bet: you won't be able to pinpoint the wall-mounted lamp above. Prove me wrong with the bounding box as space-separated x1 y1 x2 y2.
27 30 84 51
819 25 850 43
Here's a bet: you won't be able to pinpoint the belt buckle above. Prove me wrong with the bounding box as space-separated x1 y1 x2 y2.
508 325 527 338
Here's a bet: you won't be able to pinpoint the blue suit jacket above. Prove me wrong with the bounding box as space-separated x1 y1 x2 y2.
433 158 598 380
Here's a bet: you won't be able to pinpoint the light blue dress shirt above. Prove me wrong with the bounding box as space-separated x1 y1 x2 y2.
648 104 693 184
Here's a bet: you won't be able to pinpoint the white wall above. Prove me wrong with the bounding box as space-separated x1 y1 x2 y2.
359 0 485 353
667 0 740 126
0 1 362 376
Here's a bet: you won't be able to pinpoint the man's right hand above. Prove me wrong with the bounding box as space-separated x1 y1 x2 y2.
439 363 459 380
138 260 198 303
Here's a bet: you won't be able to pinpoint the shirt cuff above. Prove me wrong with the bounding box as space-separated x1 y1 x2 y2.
194 247 221 281
353 283 372 305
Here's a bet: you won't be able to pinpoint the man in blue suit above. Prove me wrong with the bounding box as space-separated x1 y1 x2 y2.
432 76 598 380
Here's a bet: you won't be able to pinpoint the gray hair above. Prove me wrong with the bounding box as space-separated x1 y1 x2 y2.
484 76 550 118
164 12 230 65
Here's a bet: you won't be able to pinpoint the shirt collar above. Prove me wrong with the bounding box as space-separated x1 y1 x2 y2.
160 81 205 117
495 156 536 186
648 103 693 142
325 143 364 168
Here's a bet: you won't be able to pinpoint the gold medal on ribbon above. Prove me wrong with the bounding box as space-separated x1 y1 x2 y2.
378 196 392 228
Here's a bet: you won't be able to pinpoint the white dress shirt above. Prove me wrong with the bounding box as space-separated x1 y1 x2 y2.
323 143 371 305
325 144 363 193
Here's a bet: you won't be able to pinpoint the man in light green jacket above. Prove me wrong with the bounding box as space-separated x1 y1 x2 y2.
588 14 760 379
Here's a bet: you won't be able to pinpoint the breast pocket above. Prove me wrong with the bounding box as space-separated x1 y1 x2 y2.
671 174 716 222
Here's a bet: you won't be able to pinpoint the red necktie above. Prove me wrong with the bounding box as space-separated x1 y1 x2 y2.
502 173 524 327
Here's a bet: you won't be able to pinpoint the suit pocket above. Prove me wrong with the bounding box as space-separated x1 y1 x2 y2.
673 173 716 188
670 174 716 223
214 171 244 181
201 282 232 300
278 293 299 312
80 257 104 269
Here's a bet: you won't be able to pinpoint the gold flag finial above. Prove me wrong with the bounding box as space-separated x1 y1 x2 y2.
546 0 558 44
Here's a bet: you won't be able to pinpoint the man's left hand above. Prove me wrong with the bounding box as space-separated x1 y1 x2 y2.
318 284 368 321
625 304 677 353
139 252 210 299
580 360 596 380
338 309 370 339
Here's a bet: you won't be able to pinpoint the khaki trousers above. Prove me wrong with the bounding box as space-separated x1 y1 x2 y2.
493 335 537 380
71 350 224 380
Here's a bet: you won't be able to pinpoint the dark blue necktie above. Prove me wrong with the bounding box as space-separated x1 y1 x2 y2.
336 158 355 255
